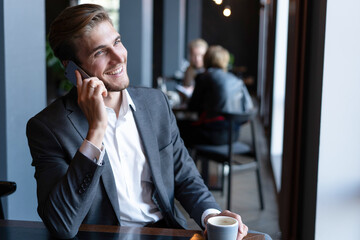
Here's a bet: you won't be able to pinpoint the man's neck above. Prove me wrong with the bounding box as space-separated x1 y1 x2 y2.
104 91 122 117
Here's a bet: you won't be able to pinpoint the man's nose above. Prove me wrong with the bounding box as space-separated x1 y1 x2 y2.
110 48 125 63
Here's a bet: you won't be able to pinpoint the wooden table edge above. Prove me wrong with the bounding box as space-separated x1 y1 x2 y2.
0 219 265 239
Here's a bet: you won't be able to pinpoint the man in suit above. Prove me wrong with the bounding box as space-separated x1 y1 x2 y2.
26 4 250 239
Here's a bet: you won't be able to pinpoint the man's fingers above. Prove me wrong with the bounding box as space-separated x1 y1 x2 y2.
75 70 83 88
219 210 245 234
84 79 108 97
237 224 248 240
93 82 108 97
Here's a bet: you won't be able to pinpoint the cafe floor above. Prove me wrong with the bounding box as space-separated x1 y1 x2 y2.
176 115 282 240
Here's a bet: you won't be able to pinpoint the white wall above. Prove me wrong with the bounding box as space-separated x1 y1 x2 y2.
315 0 360 238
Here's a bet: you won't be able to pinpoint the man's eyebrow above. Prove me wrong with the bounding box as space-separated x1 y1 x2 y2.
90 35 121 55
91 44 106 55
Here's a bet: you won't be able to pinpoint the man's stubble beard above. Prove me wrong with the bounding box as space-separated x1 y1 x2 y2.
104 76 130 92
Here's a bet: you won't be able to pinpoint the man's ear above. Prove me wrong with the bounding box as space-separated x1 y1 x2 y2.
62 60 69 67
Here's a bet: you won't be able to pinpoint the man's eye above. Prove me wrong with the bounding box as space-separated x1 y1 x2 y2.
95 50 104 57
115 38 121 45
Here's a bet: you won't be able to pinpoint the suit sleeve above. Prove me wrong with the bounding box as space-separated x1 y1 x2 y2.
26 117 104 239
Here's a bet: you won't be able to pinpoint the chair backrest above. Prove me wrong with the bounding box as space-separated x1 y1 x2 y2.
220 108 258 158
0 181 17 219
190 108 263 211
0 181 17 197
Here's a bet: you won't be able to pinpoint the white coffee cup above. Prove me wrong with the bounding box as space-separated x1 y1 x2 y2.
207 216 238 240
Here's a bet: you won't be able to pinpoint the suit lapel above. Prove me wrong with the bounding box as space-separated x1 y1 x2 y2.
131 103 163 184
101 157 121 223
64 88 121 223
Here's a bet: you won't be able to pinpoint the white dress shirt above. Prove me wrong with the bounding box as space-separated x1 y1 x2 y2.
79 89 220 227
103 90 162 226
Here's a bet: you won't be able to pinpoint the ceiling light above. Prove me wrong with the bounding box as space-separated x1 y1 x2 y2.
223 5 231 17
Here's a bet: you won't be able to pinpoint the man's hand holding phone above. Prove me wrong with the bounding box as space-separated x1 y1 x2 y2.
75 69 108 149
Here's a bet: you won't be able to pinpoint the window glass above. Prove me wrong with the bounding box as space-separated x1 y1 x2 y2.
78 0 120 31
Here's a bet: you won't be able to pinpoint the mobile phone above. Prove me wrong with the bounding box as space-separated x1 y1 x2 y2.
65 61 90 85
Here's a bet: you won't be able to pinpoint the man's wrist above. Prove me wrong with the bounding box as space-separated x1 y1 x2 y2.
79 139 105 165
86 128 105 149
201 209 221 228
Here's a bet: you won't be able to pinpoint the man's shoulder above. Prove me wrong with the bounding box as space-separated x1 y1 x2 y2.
29 88 76 122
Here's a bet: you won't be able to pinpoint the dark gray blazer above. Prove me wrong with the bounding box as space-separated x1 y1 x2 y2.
26 87 220 239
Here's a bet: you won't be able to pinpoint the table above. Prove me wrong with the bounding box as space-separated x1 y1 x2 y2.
0 220 265 239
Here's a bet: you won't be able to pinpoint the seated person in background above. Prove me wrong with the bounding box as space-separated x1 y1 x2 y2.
179 45 254 147
25 4 266 240
183 38 208 88
178 38 208 101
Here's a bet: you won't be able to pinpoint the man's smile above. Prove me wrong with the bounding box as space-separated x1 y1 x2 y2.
105 66 123 75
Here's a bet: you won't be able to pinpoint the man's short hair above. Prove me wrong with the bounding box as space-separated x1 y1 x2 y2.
203 45 230 71
49 4 112 63
188 38 208 52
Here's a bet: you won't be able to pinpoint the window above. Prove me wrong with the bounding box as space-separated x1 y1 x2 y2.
77 0 120 31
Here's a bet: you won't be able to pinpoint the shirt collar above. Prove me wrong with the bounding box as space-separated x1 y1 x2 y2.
123 89 136 112
119 89 136 117
105 89 136 117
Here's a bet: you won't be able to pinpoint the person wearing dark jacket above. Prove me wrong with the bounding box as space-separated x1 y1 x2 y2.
180 45 254 146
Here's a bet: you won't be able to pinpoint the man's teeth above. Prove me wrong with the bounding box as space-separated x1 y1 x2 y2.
106 67 122 75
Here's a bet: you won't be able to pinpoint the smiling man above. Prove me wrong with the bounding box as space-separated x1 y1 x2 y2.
26 4 256 240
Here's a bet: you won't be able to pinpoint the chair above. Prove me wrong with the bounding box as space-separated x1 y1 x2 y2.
0 181 17 219
192 110 264 211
